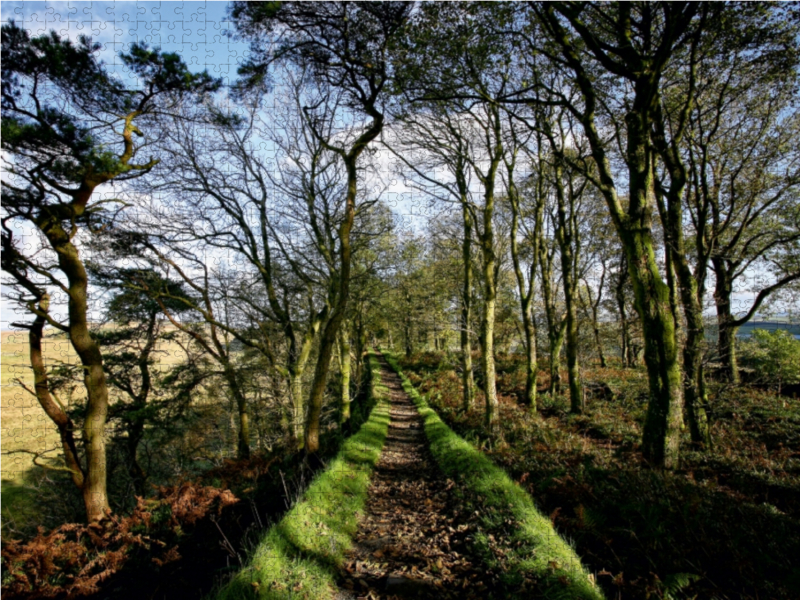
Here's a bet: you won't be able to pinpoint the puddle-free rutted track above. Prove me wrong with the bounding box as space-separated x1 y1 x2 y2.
336 358 499 599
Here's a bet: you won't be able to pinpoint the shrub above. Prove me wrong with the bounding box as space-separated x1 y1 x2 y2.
740 329 800 392
1 484 238 598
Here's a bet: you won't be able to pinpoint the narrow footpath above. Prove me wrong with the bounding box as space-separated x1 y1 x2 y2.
336 357 500 600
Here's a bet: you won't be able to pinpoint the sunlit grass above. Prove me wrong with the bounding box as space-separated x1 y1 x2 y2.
212 353 391 600
385 353 605 600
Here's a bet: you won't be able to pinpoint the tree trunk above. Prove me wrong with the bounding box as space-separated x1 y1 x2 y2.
616 255 633 367
478 117 501 430
42 216 111 522
290 369 306 450
713 258 740 383
564 286 583 414
353 314 366 392
581 283 607 368
223 364 251 459
338 325 351 424
554 163 584 414
288 326 318 450
481 260 499 428
404 312 413 358
461 203 475 411
127 424 147 497
305 144 369 454
624 111 684 469
667 247 710 447
507 166 539 410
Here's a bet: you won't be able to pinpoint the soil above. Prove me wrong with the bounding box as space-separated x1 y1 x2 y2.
336 359 500 600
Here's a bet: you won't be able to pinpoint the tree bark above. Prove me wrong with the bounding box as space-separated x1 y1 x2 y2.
624 108 684 468
615 254 631 367
338 323 352 424
713 258 740 383
460 203 476 411
39 212 112 521
223 363 251 459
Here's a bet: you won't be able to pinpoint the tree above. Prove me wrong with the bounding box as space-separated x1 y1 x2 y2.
133 83 347 453
740 329 800 396
1 22 219 520
88 267 198 499
678 4 800 383
231 1 412 455
526 2 711 467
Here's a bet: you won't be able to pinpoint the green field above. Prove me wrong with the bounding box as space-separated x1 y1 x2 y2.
1 328 190 535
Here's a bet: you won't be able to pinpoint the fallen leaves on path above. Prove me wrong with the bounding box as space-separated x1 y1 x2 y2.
337 362 500 599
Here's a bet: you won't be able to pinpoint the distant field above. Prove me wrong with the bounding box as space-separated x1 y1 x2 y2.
735 321 800 339
1 327 189 484
1 329 77 484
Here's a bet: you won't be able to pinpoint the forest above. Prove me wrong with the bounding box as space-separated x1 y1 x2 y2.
2 2 800 599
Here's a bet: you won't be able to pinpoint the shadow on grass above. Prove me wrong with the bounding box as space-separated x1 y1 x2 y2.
2 466 85 538
384 353 605 600
213 355 391 600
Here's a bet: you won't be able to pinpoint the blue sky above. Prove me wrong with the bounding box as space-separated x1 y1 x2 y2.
0 2 257 328
2 1 249 85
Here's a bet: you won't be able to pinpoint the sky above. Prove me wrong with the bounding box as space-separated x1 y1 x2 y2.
1 1 250 84
1 2 795 330
1 1 248 328
0 1 426 329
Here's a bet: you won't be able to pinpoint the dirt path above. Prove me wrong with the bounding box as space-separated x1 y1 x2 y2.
336 358 499 600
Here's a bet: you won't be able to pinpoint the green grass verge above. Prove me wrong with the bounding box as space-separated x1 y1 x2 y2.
384 353 605 600
213 353 391 600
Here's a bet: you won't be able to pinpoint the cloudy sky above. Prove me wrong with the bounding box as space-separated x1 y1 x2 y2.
1 1 428 329
2 1 249 83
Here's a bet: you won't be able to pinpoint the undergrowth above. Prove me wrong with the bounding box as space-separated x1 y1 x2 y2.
1 484 238 598
396 350 800 600
212 352 391 600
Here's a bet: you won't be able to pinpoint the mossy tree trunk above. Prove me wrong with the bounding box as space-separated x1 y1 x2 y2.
475 103 504 430
338 322 352 424
304 111 384 455
536 3 704 467
652 91 712 448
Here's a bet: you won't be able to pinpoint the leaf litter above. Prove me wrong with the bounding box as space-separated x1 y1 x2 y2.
336 360 501 599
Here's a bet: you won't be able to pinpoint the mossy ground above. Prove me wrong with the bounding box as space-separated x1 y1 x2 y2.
396 350 800 599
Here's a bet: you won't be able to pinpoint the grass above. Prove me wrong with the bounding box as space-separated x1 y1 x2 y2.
1 326 205 536
212 353 391 600
384 352 605 600
397 350 800 599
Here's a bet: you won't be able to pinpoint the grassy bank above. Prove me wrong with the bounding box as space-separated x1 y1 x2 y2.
397 350 800 599
213 353 391 600
383 353 605 600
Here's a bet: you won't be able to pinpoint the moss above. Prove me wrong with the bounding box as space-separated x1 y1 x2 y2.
384 353 605 600
212 353 391 600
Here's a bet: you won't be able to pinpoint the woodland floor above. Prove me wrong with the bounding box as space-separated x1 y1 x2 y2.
398 350 800 600
335 359 501 599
